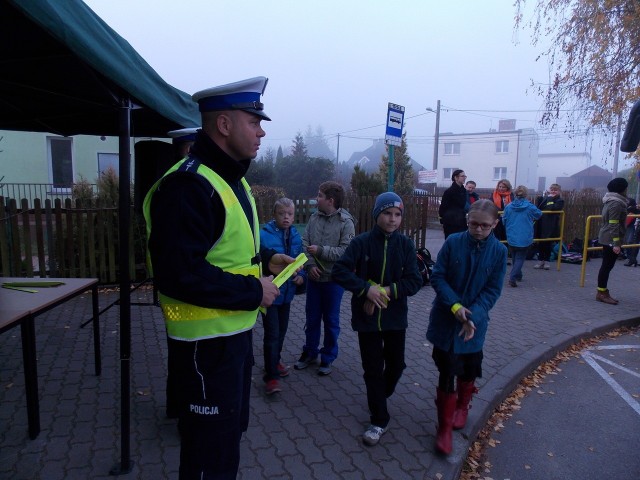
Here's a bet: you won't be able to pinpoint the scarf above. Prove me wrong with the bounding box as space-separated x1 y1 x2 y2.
492 190 513 210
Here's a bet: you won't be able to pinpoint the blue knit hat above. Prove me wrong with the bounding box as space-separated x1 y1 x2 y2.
373 192 404 220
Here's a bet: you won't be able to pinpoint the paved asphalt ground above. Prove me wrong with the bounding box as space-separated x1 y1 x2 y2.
483 327 640 480
0 228 638 480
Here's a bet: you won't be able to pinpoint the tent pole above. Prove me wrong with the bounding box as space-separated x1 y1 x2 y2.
111 98 134 475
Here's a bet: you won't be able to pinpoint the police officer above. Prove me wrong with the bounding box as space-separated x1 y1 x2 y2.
163 127 199 420
144 77 293 479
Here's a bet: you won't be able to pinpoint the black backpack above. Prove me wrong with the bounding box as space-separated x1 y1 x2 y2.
416 247 435 286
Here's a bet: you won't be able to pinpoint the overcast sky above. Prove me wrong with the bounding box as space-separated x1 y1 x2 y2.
83 0 634 173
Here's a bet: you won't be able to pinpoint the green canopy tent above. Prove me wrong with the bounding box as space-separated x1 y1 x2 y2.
0 0 200 474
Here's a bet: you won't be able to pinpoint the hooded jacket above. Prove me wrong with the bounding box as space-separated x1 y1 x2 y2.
303 208 355 282
260 220 306 305
426 231 507 354
598 192 628 247
502 197 542 247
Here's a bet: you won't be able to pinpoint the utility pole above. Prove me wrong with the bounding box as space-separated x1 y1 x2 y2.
432 100 440 171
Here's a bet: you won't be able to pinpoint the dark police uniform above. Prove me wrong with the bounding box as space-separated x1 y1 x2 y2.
144 77 273 480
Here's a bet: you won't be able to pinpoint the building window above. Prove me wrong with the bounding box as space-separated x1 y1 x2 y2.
495 140 509 153
98 153 119 176
444 142 460 155
493 167 507 180
443 167 460 181
47 137 73 190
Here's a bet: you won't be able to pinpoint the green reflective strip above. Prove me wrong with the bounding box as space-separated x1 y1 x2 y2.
608 219 619 223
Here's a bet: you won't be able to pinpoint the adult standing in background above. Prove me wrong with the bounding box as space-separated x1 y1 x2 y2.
503 185 542 287
163 127 199 419
596 178 629 305
144 77 296 479
491 179 514 242
534 183 565 270
295 181 355 376
623 198 639 267
439 169 468 239
466 180 479 204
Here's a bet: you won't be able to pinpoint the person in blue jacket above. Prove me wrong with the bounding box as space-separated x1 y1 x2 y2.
502 185 542 287
260 198 306 395
332 192 423 447
426 199 507 455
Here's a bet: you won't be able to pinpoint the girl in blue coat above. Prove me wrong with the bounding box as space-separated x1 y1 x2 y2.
260 198 306 395
426 199 507 454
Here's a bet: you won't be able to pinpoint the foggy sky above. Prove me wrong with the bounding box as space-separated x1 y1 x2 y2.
83 0 635 173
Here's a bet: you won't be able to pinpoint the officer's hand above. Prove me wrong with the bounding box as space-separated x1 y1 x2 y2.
259 276 280 307
268 253 297 276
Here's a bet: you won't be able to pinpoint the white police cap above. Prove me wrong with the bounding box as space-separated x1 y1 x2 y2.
167 127 199 143
192 76 271 121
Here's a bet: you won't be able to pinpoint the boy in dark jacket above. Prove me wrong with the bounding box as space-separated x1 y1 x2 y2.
332 192 423 446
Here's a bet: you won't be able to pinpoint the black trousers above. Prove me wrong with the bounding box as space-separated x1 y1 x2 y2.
358 330 406 428
174 330 253 480
598 245 618 289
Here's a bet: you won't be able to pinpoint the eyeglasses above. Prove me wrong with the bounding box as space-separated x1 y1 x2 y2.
468 221 493 231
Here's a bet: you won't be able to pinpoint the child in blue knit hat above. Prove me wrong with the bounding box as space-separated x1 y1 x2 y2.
332 191 423 446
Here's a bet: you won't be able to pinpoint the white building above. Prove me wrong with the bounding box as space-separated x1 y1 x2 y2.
434 119 539 190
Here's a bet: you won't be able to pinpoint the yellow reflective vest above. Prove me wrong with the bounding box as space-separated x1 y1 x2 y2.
143 158 261 340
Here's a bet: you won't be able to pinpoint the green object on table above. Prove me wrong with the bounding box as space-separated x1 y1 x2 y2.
2 284 38 293
2 281 65 288
2 281 65 293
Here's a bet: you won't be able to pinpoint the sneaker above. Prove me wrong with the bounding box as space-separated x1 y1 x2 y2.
543 263 550 270
265 379 282 395
277 362 290 377
362 424 387 446
294 352 317 370
534 262 544 269
317 362 332 376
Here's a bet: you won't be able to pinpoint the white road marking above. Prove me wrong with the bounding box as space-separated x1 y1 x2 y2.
581 347 640 416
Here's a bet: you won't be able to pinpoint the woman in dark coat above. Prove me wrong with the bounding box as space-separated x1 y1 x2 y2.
534 183 565 270
438 169 468 239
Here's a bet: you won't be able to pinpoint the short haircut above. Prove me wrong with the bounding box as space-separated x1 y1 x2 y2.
468 199 499 220
273 197 294 213
466 180 476 187
319 181 345 209
497 179 512 191
452 169 464 181
549 183 561 191
514 185 528 198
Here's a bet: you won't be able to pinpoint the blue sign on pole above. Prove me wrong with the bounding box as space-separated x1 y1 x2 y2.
385 103 405 147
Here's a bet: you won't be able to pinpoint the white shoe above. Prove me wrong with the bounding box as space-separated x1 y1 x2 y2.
534 262 544 269
362 425 387 446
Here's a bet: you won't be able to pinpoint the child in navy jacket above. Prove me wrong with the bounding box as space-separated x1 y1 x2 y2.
332 192 422 446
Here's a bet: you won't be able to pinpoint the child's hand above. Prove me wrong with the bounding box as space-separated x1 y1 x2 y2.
363 299 376 316
454 306 472 323
366 284 390 309
458 320 476 342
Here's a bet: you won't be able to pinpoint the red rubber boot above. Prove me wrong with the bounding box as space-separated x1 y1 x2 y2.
435 388 457 454
453 379 478 430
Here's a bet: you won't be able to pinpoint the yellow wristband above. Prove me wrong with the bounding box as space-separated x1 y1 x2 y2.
451 303 463 314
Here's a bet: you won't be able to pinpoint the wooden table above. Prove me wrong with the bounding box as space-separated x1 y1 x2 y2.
0 277 100 439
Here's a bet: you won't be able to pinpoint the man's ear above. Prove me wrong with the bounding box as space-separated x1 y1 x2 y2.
216 113 233 137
